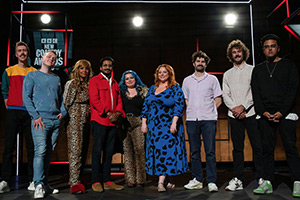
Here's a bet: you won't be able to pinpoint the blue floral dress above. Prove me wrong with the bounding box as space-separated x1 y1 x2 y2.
141 84 188 176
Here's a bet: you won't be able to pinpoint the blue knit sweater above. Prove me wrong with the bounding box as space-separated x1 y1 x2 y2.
23 70 66 120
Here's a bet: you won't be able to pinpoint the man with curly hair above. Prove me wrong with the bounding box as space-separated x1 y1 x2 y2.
183 50 222 192
223 39 263 191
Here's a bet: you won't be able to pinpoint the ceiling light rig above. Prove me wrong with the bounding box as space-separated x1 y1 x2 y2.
41 14 51 24
132 16 143 27
225 13 238 27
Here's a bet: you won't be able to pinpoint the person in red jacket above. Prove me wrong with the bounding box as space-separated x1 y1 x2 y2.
89 56 125 192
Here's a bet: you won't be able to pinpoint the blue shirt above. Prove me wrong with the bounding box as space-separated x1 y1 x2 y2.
23 70 66 120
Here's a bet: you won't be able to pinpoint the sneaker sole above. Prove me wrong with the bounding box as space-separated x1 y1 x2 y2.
253 190 273 194
34 194 44 199
184 186 203 190
225 187 243 191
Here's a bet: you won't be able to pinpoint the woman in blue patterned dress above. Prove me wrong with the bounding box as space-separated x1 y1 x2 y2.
141 64 187 192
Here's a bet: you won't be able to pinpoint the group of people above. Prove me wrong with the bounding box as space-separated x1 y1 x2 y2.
0 33 299 199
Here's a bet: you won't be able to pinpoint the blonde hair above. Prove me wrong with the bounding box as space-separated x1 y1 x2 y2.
70 59 94 85
154 64 178 88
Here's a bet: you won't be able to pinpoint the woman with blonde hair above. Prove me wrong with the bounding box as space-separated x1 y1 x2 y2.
63 59 93 194
141 64 187 192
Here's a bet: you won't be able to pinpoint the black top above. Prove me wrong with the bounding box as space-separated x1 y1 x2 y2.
251 58 298 117
122 94 144 116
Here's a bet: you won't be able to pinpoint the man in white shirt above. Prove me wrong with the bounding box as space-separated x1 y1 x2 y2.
222 39 263 191
182 50 222 192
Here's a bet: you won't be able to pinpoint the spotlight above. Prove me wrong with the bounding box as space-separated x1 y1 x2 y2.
41 14 51 24
225 13 237 26
132 16 143 27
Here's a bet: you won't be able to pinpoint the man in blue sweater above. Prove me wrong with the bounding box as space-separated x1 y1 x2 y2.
23 50 66 199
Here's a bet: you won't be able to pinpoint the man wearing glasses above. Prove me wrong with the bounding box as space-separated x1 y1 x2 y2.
251 34 300 198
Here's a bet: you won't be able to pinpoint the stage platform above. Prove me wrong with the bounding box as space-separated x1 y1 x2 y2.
0 164 296 200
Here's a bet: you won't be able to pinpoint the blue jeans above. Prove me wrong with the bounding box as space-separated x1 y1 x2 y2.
186 120 217 183
31 118 61 187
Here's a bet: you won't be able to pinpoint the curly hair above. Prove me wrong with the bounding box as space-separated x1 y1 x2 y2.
70 59 94 85
154 64 178 88
119 70 147 97
226 39 250 63
191 50 211 65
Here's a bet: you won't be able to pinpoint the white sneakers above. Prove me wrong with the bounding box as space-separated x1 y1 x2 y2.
225 177 243 191
184 178 203 190
184 178 218 192
28 182 35 191
34 184 45 199
208 183 218 192
0 181 10 193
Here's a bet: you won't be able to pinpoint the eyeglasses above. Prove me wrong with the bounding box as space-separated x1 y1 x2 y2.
263 44 277 49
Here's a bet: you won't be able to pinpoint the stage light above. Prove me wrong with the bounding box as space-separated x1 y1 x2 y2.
132 16 143 27
225 13 237 26
41 14 51 24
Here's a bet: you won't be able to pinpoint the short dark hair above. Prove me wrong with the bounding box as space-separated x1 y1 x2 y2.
191 50 211 65
99 56 115 67
260 34 281 47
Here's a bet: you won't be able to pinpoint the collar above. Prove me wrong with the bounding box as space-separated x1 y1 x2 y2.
233 62 247 70
191 72 208 81
100 72 112 81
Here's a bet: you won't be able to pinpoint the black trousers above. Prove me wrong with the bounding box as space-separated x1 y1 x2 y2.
259 118 300 182
229 116 263 181
1 109 34 182
91 121 116 184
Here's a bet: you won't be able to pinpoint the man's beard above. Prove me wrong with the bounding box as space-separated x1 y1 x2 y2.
195 66 205 73
233 56 243 65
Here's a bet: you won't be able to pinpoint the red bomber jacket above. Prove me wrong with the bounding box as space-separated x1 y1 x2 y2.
89 73 125 126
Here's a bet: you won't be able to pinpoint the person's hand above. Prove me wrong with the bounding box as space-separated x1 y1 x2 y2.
232 105 245 118
238 111 246 119
141 123 148 134
108 111 121 124
56 113 63 120
33 117 45 131
170 121 177 134
272 112 282 123
263 111 272 120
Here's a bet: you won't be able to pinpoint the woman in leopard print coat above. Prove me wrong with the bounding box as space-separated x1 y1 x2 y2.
119 70 148 187
63 59 93 194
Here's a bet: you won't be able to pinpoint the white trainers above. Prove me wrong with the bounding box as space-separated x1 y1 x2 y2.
34 184 45 199
184 178 203 190
208 182 218 192
0 180 10 193
28 182 35 191
44 184 59 194
225 177 243 191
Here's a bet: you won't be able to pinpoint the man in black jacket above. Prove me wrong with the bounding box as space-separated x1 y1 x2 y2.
251 34 300 198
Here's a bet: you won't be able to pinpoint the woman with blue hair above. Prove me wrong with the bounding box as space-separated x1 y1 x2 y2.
119 70 148 188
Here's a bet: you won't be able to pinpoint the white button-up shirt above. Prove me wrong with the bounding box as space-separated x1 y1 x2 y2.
182 72 222 121
222 62 255 118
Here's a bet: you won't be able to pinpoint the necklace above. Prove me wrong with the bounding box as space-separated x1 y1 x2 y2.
266 61 278 78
